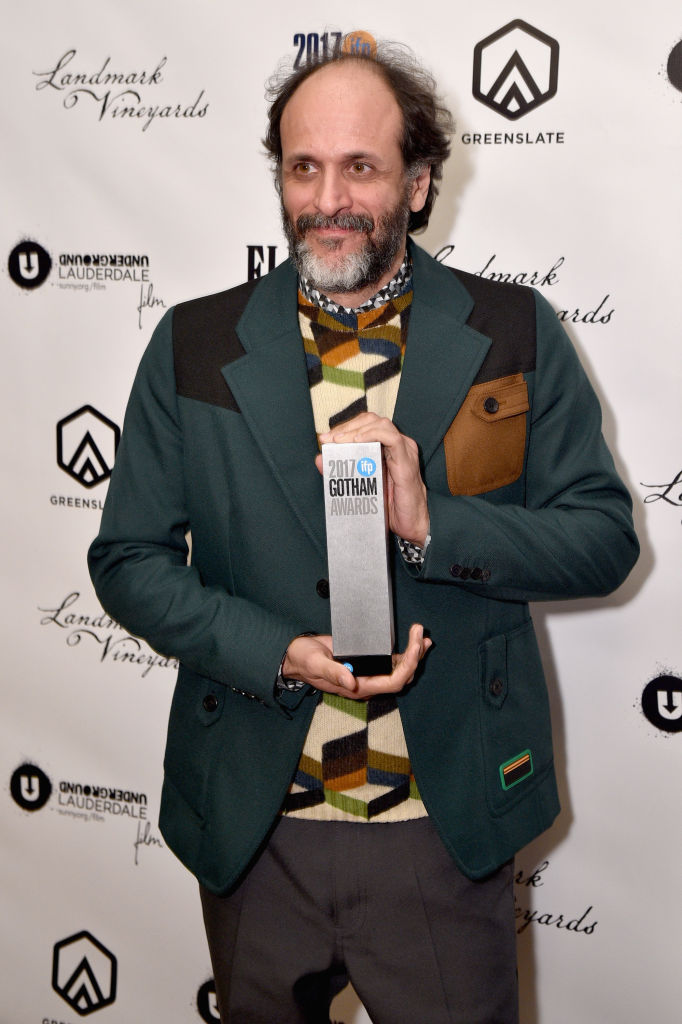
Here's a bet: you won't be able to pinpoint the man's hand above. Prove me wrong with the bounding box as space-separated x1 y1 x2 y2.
282 623 432 700
317 412 430 547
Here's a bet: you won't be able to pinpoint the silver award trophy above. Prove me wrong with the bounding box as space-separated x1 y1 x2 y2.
322 441 394 676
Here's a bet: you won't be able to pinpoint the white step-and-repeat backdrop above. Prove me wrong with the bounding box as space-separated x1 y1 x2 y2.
3 2 681 1021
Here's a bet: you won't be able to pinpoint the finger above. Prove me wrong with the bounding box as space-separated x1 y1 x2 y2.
331 663 358 693
309 639 357 691
332 422 399 446
394 625 432 675
389 624 425 683
312 651 357 694
285 635 358 694
354 624 431 696
319 415 396 445
319 412 381 441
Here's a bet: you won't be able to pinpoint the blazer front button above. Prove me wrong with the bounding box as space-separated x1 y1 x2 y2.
203 694 219 712
316 578 330 599
489 678 504 697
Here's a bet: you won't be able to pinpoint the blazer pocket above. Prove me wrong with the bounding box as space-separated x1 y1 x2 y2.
478 622 554 817
444 373 529 495
163 672 228 818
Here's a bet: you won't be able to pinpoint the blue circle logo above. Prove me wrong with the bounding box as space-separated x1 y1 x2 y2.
357 458 376 477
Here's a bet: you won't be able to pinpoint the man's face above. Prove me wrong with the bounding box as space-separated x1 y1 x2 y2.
279 61 429 302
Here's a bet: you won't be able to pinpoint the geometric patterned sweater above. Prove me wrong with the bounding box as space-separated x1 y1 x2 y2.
281 287 427 822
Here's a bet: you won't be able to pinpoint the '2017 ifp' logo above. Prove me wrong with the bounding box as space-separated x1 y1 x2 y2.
291 30 375 70
473 20 559 120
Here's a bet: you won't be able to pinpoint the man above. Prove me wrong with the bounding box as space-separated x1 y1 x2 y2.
89 40 638 1024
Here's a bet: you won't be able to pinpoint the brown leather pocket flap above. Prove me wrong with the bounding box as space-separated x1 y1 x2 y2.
444 373 529 495
469 375 530 422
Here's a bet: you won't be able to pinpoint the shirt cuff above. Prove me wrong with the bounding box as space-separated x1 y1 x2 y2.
274 633 317 693
397 533 431 565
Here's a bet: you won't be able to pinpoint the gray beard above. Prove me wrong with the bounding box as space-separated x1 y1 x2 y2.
281 197 410 297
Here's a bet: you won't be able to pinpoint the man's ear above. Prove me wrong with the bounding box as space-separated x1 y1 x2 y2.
409 165 431 213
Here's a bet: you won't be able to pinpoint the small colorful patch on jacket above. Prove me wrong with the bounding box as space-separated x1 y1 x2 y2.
499 750 534 790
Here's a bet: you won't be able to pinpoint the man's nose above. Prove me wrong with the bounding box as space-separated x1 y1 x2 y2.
313 168 352 216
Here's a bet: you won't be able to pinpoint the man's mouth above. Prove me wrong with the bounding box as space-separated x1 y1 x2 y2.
297 213 374 238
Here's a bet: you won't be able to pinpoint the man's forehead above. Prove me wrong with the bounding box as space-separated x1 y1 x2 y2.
280 61 402 150
284 61 399 121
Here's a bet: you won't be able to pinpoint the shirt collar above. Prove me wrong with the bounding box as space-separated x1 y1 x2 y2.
299 251 412 316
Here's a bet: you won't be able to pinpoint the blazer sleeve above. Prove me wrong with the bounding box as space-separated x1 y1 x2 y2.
412 289 639 601
87 309 307 711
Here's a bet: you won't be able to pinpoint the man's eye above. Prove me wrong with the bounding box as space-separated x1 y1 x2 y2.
350 162 371 174
295 162 313 174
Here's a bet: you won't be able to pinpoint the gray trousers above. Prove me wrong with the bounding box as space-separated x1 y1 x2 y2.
200 816 518 1024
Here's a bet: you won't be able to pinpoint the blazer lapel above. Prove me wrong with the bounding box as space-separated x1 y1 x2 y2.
221 246 492 557
222 260 327 559
393 244 492 467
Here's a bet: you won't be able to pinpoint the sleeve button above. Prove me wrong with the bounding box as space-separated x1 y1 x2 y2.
489 678 504 697
449 564 462 578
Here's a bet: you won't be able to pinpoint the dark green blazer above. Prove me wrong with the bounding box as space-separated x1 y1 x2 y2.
88 242 638 894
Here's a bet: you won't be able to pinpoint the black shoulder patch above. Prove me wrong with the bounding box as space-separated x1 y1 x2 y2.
450 268 536 384
173 277 260 410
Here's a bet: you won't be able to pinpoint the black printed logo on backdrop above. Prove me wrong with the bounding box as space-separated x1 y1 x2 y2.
52 931 117 1015
292 30 344 69
640 468 682 521
10 762 52 811
197 980 220 1022
667 39 682 92
247 245 278 281
56 406 120 488
8 240 52 289
473 20 560 119
33 50 209 132
641 676 682 733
